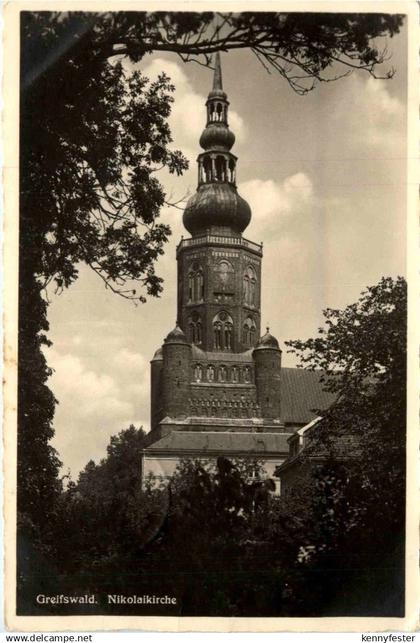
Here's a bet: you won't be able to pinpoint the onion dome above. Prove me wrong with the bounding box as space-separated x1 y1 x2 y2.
164 323 189 345
183 183 251 236
182 52 252 237
254 327 281 351
199 123 235 151
151 347 163 361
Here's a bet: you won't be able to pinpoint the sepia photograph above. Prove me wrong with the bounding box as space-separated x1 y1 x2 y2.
4 2 416 630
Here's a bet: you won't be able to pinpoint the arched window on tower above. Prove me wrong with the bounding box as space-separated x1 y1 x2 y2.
249 324 256 345
189 263 204 302
218 365 227 382
188 318 195 342
194 364 203 382
195 270 204 301
243 274 249 304
243 317 257 347
228 158 236 183
196 320 202 344
216 102 223 121
243 266 257 306
224 321 233 350
215 156 227 182
188 312 202 345
219 260 232 279
203 156 212 182
214 259 234 297
214 321 222 350
188 272 193 301
213 311 234 351
209 103 216 122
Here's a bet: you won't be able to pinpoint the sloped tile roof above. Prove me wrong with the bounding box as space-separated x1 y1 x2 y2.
277 429 362 475
280 368 335 424
144 431 291 456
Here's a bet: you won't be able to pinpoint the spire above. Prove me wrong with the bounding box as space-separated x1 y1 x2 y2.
213 52 223 91
182 50 252 237
200 51 231 148
208 52 227 101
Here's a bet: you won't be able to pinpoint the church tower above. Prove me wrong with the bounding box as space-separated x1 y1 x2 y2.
177 52 262 353
149 54 283 437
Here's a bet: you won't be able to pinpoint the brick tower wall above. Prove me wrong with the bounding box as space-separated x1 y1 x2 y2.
176 240 262 353
162 341 192 418
253 348 282 419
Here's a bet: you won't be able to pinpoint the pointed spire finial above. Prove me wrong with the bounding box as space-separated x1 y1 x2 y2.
213 51 223 91
266 326 270 334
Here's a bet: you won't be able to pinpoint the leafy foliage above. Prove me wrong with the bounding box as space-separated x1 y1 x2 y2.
18 11 406 616
281 276 407 615
287 276 406 396
30 440 291 616
16 268 63 613
53 426 148 571
19 10 188 551
23 12 404 96
21 12 188 300
17 271 62 526
286 276 406 515
149 458 285 616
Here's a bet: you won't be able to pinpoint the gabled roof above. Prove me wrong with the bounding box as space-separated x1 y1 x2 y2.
144 431 291 456
277 416 363 476
289 416 323 442
280 368 335 425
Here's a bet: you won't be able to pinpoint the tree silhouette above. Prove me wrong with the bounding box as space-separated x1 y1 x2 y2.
18 11 405 597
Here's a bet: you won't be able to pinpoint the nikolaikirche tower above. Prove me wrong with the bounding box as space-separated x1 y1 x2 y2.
142 55 330 484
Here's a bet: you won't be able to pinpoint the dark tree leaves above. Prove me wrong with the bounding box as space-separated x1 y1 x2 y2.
18 11 405 612
21 12 188 301
18 11 187 544
280 276 407 615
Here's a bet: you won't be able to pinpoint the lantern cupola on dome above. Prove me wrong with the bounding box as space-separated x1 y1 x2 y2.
183 53 251 237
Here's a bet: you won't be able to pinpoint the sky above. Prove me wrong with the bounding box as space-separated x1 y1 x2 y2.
44 18 407 477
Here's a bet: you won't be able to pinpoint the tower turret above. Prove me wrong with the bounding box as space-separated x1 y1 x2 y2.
150 347 163 431
253 328 282 419
161 324 192 419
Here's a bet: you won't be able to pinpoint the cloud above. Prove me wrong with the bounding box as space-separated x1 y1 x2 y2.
47 350 129 415
240 172 314 239
142 58 245 165
45 345 150 477
329 75 404 155
112 348 150 398
113 347 147 373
